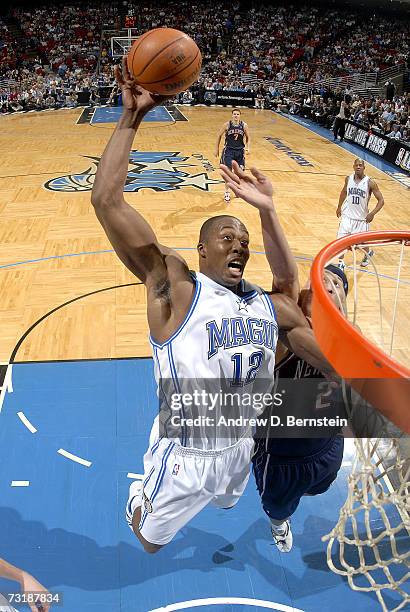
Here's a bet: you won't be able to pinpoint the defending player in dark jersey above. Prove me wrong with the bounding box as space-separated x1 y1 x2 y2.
252 265 347 552
220 161 346 553
215 109 250 203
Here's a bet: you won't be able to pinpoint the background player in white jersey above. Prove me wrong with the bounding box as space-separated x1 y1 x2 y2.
336 158 384 269
215 109 250 203
91 57 333 554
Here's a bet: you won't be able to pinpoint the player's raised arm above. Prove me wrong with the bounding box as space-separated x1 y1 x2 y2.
91 58 194 342
271 293 334 376
366 179 384 223
220 162 299 300
336 176 348 218
91 57 169 284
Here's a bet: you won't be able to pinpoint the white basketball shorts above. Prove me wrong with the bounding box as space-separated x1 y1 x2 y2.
337 217 369 239
135 419 254 545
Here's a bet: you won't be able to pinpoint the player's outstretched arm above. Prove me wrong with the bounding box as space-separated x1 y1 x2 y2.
271 293 334 376
91 58 192 280
220 161 299 300
91 58 194 342
366 180 384 223
0 558 51 611
91 57 170 283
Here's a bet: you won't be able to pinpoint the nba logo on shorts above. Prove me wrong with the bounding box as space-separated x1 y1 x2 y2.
172 463 180 476
143 492 153 513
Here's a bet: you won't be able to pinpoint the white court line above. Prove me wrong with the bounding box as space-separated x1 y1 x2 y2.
159 105 174 123
57 448 92 467
11 481 30 487
127 472 144 479
0 363 13 414
175 105 189 121
17 411 37 433
149 597 304 612
7 363 13 392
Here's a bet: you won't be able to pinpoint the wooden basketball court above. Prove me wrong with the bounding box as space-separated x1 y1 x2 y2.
1 105 409 612
0 106 409 365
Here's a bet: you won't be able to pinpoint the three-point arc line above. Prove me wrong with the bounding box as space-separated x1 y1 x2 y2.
16 413 92 469
17 411 37 433
148 597 305 612
17 413 93 468
57 448 92 467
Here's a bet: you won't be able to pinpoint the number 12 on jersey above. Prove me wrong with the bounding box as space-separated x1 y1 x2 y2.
230 351 264 386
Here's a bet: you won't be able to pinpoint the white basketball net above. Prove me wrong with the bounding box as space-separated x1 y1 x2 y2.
321 239 410 611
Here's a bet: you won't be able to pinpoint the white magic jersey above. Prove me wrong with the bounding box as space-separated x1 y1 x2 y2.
341 173 371 221
150 272 278 450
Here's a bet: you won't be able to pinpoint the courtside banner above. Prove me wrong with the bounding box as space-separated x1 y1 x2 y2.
344 120 410 174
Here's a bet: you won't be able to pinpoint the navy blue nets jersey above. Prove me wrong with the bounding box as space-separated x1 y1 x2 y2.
225 120 245 150
255 352 342 457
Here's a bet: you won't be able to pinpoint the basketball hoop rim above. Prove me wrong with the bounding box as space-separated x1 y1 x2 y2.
311 230 410 379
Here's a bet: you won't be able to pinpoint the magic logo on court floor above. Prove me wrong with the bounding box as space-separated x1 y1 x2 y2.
44 152 222 192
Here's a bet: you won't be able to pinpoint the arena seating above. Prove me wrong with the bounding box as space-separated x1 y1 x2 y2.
0 1 408 143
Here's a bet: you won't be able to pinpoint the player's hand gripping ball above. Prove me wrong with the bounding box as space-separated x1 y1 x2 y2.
127 28 202 95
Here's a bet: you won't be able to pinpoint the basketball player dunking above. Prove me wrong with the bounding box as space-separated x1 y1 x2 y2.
221 161 348 553
215 109 250 202
91 58 333 554
336 158 384 269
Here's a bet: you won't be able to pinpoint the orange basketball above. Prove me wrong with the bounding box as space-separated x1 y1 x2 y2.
127 28 202 95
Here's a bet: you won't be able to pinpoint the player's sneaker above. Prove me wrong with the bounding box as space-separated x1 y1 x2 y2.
125 479 143 529
224 191 231 202
271 519 293 553
338 259 346 271
360 249 374 267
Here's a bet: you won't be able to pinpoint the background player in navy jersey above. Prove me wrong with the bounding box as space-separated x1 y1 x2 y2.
221 161 347 553
91 59 334 555
215 109 250 202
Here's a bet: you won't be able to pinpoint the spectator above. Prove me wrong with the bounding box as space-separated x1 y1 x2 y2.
333 100 349 141
385 79 396 101
387 125 402 139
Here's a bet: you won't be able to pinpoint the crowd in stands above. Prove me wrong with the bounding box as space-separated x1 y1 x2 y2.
272 89 410 143
0 2 117 112
0 1 408 144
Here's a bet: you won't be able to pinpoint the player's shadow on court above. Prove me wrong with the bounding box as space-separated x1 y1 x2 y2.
0 507 294 593
0 507 265 591
0 507 391 606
